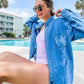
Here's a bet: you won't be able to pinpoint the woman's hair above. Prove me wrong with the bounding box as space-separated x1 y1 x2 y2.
42 0 55 16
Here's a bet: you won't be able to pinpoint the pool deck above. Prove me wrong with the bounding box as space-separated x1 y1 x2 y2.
0 45 84 84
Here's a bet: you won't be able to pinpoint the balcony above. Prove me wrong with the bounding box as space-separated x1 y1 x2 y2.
0 17 5 21
0 24 13 28
5 18 13 22
0 17 13 22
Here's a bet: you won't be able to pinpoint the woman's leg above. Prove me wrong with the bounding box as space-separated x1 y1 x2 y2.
0 62 49 84
0 51 34 63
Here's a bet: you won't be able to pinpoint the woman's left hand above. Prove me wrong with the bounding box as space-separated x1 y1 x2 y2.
55 8 63 17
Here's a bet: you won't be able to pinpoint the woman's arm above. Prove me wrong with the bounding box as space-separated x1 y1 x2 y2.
56 8 84 41
25 15 39 30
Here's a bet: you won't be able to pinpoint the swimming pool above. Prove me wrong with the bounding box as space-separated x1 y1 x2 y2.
71 42 84 51
0 39 30 47
0 39 84 51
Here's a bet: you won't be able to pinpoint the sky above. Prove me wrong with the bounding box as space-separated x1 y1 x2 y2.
0 0 82 23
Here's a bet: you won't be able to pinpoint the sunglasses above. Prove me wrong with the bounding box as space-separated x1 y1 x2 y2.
33 6 42 12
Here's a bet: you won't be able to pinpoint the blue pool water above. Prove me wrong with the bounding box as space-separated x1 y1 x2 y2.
71 42 84 51
0 39 30 47
0 39 84 51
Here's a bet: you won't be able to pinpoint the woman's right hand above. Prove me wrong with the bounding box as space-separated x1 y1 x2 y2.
55 8 63 17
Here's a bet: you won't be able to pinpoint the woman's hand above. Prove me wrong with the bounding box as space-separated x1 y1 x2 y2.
55 8 63 17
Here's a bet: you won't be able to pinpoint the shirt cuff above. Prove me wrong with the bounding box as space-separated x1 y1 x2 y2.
61 8 72 18
33 14 39 22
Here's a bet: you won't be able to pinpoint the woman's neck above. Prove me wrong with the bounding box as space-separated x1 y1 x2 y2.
43 15 51 23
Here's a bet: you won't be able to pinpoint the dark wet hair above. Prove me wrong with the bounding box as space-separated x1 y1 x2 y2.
42 0 55 16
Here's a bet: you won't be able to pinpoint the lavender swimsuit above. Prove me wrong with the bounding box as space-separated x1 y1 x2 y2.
36 28 48 64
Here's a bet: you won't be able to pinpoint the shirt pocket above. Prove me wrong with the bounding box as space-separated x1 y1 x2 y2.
53 34 67 48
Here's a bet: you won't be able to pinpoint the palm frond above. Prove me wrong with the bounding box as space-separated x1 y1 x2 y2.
80 0 83 2
82 0 84 6
75 1 81 9
2 0 8 8
0 0 8 8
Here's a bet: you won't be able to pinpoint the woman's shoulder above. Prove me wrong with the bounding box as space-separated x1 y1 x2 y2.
51 16 68 31
53 16 67 25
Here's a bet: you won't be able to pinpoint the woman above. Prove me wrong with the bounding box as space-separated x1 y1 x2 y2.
0 0 84 84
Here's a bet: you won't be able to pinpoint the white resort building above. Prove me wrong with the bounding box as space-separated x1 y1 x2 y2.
0 12 23 37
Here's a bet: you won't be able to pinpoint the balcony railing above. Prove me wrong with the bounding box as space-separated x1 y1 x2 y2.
0 17 13 22
0 17 5 19
5 18 13 21
0 24 13 28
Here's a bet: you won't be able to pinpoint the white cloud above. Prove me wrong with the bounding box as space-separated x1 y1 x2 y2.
19 11 32 22
8 0 16 4
0 8 32 23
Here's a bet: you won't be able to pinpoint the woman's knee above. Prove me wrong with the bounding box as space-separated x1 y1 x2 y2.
0 51 12 61
0 51 33 63
0 51 11 56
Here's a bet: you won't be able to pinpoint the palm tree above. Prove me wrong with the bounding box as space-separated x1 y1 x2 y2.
0 0 8 8
75 0 84 17
23 24 31 37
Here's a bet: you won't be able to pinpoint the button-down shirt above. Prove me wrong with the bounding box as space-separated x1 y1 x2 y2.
25 8 84 84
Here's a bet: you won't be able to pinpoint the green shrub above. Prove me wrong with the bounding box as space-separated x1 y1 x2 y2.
2 32 15 37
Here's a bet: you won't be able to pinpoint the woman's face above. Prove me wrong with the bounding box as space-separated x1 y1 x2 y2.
35 0 51 21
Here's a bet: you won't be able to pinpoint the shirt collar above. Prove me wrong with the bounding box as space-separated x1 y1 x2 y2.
35 15 55 30
45 15 55 26
35 21 44 30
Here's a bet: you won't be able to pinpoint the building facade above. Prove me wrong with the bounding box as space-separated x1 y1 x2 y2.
0 12 23 37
